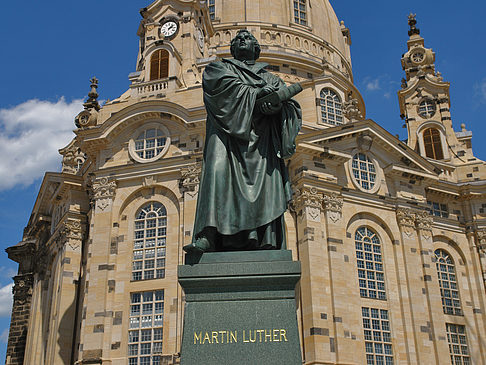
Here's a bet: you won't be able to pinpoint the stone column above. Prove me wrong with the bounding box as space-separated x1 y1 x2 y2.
395 208 422 364
78 176 116 364
414 211 446 362
321 192 356 364
395 208 437 364
177 163 201 353
291 187 327 364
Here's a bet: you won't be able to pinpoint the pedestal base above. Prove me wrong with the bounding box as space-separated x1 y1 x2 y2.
178 250 302 365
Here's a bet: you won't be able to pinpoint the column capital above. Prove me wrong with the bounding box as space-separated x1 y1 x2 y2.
291 187 323 222
322 192 343 223
180 163 202 194
90 176 117 211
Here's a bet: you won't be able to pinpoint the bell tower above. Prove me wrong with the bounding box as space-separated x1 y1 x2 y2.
129 0 214 94
397 14 484 182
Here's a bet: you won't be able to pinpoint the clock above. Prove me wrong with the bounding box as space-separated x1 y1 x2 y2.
160 19 179 39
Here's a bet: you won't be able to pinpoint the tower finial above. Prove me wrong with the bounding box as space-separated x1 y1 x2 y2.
408 13 420 36
83 77 100 111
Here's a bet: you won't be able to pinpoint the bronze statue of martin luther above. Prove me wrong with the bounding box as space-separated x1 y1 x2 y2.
183 29 303 254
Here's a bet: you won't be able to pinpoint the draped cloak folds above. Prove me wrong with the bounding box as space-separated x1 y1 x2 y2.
192 58 302 249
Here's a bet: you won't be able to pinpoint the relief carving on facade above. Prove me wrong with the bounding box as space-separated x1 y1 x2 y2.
476 229 486 253
322 192 343 223
180 163 202 196
415 211 433 241
91 176 117 211
59 139 87 175
396 207 416 238
344 92 363 123
292 187 324 222
52 218 85 251
12 273 34 305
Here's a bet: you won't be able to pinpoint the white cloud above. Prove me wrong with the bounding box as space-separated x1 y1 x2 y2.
0 328 8 343
0 284 13 317
366 79 381 91
0 98 83 191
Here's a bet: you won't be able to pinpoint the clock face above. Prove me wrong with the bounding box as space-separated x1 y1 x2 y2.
160 20 178 38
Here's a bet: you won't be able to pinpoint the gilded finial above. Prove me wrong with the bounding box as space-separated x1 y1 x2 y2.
408 13 420 36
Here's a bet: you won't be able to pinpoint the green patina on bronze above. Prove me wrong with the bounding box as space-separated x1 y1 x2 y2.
184 30 302 253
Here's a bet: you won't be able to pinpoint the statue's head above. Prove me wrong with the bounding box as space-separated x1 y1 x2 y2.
230 30 261 61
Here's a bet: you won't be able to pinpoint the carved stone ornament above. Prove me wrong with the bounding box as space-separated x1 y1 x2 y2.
323 192 343 223
75 77 100 128
415 211 433 231
61 219 83 241
476 229 486 253
356 132 373 152
180 163 202 193
292 187 324 222
91 177 117 211
13 273 34 305
59 139 87 174
344 93 363 122
396 208 416 237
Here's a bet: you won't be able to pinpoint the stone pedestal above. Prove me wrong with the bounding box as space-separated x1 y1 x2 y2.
178 250 302 365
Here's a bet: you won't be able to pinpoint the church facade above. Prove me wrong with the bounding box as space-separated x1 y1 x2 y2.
5 1 486 364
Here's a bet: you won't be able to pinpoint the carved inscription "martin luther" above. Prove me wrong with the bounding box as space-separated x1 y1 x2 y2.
194 329 288 345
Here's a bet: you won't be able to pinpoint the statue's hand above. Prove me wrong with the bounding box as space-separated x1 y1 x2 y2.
257 85 277 98
260 101 282 115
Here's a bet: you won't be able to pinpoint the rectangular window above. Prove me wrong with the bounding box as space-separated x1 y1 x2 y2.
207 0 215 20
446 324 470 365
427 200 449 218
362 307 393 365
129 290 164 365
293 0 307 26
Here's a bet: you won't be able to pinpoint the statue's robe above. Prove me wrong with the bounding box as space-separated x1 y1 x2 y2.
192 58 302 250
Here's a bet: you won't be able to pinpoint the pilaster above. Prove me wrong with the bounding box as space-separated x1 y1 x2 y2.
78 176 117 364
291 187 329 364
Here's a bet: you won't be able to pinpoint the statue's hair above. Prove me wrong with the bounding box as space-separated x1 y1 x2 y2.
230 29 261 60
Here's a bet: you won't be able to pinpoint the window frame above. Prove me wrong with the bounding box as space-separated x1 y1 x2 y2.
416 122 449 160
355 227 387 301
131 202 167 282
423 127 444 160
128 122 171 164
434 249 463 316
149 49 170 81
319 88 344 126
128 290 165 365
348 151 382 194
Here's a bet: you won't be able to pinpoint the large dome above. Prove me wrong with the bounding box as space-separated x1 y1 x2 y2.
216 0 347 59
207 0 352 79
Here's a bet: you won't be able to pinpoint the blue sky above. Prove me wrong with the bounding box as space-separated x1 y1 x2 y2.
0 0 485 360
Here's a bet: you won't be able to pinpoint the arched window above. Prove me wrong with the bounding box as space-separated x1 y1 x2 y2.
355 227 386 300
423 128 444 160
150 49 169 81
434 249 462 315
293 0 307 25
320 89 343 125
132 202 167 281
